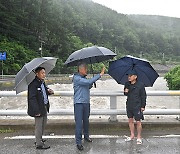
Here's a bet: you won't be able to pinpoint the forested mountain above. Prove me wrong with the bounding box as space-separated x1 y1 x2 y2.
128 15 180 57
0 0 179 74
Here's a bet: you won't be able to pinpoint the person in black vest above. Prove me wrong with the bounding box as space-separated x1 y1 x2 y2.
28 67 54 149
124 70 147 145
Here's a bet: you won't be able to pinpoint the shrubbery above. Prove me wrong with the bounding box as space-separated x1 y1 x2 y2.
164 66 180 90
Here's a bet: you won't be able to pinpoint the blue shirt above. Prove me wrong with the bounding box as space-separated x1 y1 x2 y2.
41 83 48 104
73 73 101 104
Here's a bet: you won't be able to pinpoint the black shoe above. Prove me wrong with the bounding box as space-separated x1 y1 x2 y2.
42 139 46 143
77 144 83 151
34 139 46 145
84 138 92 142
36 144 50 150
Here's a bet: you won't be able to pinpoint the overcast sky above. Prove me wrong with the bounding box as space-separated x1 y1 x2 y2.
92 0 180 18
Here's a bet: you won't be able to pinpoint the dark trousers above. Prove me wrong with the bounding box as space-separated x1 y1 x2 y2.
74 103 90 145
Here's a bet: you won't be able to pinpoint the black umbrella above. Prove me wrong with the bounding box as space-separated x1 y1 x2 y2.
108 55 159 87
65 46 116 87
64 46 116 66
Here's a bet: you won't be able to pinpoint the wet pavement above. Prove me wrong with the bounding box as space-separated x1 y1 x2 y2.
1 132 180 154
1 119 180 154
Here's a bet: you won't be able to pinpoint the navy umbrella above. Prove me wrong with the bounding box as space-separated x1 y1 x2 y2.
108 55 159 87
64 46 116 66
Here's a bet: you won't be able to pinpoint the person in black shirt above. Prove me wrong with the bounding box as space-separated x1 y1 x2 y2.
124 70 147 145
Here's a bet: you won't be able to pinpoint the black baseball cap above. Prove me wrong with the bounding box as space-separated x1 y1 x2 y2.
126 70 137 76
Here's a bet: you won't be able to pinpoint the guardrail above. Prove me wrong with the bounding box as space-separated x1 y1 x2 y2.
0 90 180 121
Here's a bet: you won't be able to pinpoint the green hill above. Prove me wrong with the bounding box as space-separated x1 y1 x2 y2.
0 0 179 74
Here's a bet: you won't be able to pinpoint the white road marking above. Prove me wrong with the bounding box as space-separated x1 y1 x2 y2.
4 135 120 140
152 134 180 138
5 134 180 140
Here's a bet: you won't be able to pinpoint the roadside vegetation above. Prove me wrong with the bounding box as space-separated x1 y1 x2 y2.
0 128 15 133
164 66 180 90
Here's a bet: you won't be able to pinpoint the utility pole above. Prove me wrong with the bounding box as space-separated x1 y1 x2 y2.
162 53 165 60
1 60 3 79
161 52 166 65
140 51 143 58
115 46 117 54
114 47 117 60
39 40 45 57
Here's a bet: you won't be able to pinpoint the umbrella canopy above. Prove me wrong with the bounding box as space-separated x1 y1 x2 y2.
15 57 57 94
108 55 159 87
64 46 116 66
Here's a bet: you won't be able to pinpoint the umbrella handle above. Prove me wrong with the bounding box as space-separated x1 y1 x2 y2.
90 61 96 88
93 82 96 88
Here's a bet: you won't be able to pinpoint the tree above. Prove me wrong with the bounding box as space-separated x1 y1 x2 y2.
0 38 37 74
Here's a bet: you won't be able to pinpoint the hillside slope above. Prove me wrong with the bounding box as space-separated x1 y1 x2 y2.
0 0 179 74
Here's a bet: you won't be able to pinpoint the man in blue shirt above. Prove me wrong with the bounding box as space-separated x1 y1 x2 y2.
73 62 105 151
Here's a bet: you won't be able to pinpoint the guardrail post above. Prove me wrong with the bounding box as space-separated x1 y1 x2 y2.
109 96 118 122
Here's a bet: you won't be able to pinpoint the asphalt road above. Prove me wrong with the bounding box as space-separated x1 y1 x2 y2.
1 128 180 154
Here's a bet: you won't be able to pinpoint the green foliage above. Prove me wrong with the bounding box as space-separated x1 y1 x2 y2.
0 38 37 74
164 66 180 90
0 0 180 74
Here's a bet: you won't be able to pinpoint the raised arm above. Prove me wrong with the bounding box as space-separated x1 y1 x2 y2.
74 66 105 86
75 74 101 86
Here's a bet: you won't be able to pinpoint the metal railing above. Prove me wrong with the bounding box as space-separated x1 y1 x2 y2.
0 90 180 121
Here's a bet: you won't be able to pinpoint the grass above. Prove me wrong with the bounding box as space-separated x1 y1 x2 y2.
0 82 15 90
0 128 15 133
